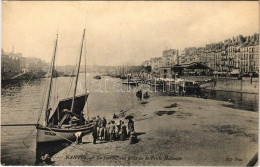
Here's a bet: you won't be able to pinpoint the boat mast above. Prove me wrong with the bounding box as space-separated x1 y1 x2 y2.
70 29 86 113
46 33 58 114
84 28 89 121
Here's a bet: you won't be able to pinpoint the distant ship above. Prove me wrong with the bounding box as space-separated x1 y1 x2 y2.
93 75 101 79
122 77 139 86
63 74 76 77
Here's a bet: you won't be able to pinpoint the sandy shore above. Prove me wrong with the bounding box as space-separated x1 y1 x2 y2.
52 96 258 166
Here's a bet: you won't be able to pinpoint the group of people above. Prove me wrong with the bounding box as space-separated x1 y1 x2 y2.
92 115 135 144
136 89 149 99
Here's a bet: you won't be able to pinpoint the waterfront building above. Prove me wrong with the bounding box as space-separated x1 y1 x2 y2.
162 49 179 66
238 34 259 74
158 66 172 79
150 57 163 75
172 62 211 76
141 33 259 76
180 48 196 64
1 49 22 73
1 48 50 81
20 57 48 73
239 44 259 74
173 33 259 75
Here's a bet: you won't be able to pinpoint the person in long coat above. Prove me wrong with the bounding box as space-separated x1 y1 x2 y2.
109 121 116 142
105 122 110 141
128 119 134 136
121 121 127 141
100 117 107 140
92 124 98 144
96 115 102 139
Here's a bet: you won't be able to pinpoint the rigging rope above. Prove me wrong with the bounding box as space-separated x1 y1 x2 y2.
65 68 75 98
84 33 89 121
37 60 53 124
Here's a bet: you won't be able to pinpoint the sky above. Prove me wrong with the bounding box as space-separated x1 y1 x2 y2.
2 1 259 66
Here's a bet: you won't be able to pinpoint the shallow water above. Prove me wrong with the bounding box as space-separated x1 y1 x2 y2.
200 89 258 112
151 85 258 112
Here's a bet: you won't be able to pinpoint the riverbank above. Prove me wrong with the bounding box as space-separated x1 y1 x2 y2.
52 96 258 166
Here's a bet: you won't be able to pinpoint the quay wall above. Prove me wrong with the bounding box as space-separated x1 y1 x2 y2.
214 78 258 93
185 76 259 93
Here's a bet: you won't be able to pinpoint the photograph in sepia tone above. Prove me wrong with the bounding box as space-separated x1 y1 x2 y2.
1 1 259 166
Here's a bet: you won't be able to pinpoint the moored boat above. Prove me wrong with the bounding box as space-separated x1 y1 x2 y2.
93 75 101 79
36 28 94 145
123 80 139 86
132 76 143 83
179 80 200 95
149 80 164 87
36 94 94 143
120 75 127 80
36 124 93 143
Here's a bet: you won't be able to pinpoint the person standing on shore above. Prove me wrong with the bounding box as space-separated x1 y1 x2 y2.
128 118 134 136
116 120 122 140
115 122 120 140
100 117 107 140
121 121 127 141
75 131 82 144
96 115 102 139
109 121 116 142
105 122 111 141
92 124 98 144
102 117 107 127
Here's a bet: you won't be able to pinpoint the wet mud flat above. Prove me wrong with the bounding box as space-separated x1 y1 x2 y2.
52 96 258 166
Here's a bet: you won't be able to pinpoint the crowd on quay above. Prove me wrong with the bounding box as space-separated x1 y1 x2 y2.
92 115 135 144
40 115 135 165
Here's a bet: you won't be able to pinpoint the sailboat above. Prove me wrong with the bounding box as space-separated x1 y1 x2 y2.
36 29 94 143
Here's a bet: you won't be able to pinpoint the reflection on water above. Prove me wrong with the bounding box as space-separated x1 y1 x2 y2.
1 74 258 165
200 89 258 112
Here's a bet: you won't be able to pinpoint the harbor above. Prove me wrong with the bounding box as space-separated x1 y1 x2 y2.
1 74 258 165
1 1 259 166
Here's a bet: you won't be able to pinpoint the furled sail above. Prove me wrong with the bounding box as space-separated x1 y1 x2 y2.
48 94 89 125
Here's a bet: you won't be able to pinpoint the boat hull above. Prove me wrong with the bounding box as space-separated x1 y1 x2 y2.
36 125 93 143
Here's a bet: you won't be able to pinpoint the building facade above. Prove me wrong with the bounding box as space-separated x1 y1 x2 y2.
141 33 259 77
1 49 49 78
177 33 259 74
1 49 22 73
